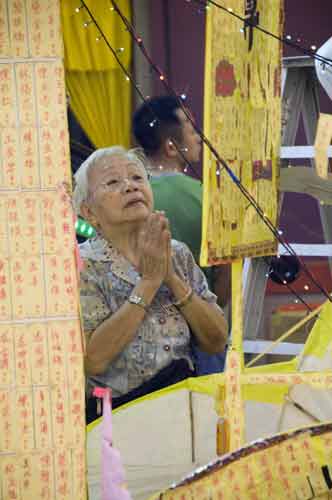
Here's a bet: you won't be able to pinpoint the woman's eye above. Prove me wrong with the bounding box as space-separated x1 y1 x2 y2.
133 175 143 181
106 179 118 185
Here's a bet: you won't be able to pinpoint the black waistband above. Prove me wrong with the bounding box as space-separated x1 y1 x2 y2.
86 358 194 424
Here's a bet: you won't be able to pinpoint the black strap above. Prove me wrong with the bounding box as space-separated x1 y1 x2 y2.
86 358 194 424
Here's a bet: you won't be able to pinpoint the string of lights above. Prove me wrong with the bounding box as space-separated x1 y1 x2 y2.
107 0 332 304
192 0 332 69
73 1 332 307
79 0 202 181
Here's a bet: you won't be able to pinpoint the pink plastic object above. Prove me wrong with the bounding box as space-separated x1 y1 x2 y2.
99 388 132 500
93 387 108 399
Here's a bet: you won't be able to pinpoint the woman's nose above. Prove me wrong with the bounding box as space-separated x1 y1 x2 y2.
123 178 138 192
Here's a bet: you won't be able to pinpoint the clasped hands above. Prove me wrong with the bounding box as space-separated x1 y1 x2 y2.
137 211 175 288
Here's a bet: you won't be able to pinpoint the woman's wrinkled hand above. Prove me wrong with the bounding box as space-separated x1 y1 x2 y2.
137 212 171 285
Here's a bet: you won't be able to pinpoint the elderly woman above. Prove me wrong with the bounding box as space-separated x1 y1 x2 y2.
73 146 228 423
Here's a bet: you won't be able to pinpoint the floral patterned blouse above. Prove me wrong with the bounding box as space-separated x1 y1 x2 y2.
79 235 218 398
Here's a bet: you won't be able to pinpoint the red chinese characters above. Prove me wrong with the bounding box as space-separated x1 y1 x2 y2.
0 66 16 127
0 258 11 319
2 129 18 187
34 387 52 450
215 60 237 97
17 63 35 126
10 0 27 57
0 3 10 55
16 389 34 450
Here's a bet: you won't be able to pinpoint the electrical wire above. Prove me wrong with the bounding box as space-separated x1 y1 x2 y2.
193 0 332 68
80 0 202 181
75 0 332 305
108 0 332 303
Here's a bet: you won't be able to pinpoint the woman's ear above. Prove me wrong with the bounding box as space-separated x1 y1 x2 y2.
80 201 98 228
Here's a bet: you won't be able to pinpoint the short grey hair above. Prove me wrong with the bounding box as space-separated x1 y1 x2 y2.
72 146 148 215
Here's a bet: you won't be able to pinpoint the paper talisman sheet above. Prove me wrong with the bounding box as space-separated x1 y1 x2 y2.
314 113 332 180
201 0 283 264
154 424 332 500
0 1 86 499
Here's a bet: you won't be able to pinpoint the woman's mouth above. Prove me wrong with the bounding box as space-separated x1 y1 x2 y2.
124 198 145 208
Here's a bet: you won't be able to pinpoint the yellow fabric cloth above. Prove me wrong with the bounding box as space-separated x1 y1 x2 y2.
61 0 131 147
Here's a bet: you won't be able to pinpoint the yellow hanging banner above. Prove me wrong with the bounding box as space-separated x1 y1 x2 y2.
201 0 283 265
0 1 86 498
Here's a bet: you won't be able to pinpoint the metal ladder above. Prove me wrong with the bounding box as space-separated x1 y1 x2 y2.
242 55 332 359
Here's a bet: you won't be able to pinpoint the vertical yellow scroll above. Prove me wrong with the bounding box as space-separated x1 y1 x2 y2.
201 0 283 265
0 1 86 498
314 113 332 179
224 261 245 452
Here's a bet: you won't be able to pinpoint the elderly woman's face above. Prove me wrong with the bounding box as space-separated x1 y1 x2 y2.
86 154 153 227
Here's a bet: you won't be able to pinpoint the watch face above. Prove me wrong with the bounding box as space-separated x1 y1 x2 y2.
130 295 144 305
129 294 146 309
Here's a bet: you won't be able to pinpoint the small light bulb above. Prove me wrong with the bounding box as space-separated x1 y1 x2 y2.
278 229 283 235
159 75 165 81
240 27 244 33
216 170 220 176
118 47 124 52
304 284 309 291
75 6 81 13
96 37 100 42
286 35 292 40
282 280 287 285
310 45 317 51
180 93 187 100
295 299 299 303
227 7 233 12
125 76 130 81
137 37 142 44
184 167 188 173
110 6 114 10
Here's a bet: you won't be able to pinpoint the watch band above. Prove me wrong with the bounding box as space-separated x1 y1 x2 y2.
128 294 148 310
